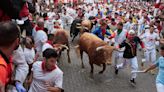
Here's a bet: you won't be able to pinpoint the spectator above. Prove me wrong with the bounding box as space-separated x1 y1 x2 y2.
0 22 20 92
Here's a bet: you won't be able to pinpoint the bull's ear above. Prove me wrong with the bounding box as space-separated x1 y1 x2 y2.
96 46 104 51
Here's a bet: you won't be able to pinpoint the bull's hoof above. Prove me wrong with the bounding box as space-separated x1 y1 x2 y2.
99 71 104 74
68 60 71 64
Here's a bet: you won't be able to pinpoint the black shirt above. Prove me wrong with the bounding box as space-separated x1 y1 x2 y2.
119 36 143 59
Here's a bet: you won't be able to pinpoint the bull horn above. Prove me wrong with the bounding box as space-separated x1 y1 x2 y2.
76 26 82 29
83 27 89 30
76 23 81 26
96 46 104 51
61 45 69 50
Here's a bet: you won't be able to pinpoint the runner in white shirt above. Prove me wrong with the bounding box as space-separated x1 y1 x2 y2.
28 48 63 92
61 9 73 29
140 26 160 72
34 30 48 53
112 22 127 65
33 18 48 54
124 17 133 31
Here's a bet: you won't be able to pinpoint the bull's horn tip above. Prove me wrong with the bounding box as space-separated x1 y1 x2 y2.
74 45 79 48
61 45 69 50
96 46 104 51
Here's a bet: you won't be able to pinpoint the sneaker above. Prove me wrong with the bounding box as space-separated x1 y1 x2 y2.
115 66 118 75
130 78 136 86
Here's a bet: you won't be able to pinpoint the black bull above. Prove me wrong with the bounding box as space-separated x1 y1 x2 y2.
70 17 96 42
70 18 82 42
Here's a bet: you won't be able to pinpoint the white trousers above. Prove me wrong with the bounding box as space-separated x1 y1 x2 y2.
156 83 164 92
144 48 156 66
117 57 138 79
114 51 123 66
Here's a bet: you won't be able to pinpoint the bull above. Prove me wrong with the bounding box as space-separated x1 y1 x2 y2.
53 29 71 63
70 16 96 42
77 33 115 76
70 18 82 41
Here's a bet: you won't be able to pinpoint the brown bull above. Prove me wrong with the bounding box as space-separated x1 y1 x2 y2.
53 29 71 63
77 33 115 75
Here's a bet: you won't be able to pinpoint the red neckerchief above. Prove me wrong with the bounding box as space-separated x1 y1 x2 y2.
46 40 53 46
41 61 56 72
44 17 49 20
35 26 44 31
102 29 106 36
111 22 116 25
157 25 162 33
54 26 60 29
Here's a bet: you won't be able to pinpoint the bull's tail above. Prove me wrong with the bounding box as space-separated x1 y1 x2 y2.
74 45 80 58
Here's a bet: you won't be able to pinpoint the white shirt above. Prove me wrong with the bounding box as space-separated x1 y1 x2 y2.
84 12 90 19
34 30 48 53
44 20 49 29
89 9 97 16
35 3 40 13
114 29 127 51
12 46 29 83
61 13 73 25
156 0 160 3
123 22 133 30
67 8 77 19
125 13 130 20
8 46 29 92
42 43 53 52
29 62 63 92
24 48 35 64
47 12 56 18
141 32 159 50
46 19 54 34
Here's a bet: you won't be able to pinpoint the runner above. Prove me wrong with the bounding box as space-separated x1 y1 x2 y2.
28 48 63 92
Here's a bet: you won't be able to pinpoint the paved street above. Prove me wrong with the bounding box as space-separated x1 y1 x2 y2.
58 28 158 92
